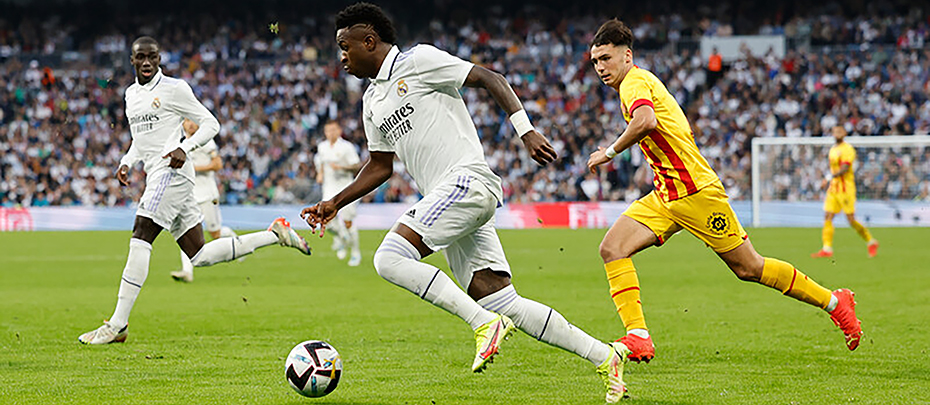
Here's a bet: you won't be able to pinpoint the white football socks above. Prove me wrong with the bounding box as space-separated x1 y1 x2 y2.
109 238 152 329
190 231 278 267
219 226 237 238
373 232 496 330
477 285 611 365
825 294 839 312
179 249 194 274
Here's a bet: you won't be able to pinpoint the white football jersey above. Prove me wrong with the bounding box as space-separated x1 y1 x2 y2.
362 45 502 201
189 139 221 203
315 138 360 199
119 69 220 183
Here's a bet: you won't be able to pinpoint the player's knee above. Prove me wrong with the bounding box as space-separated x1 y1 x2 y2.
372 245 409 281
728 257 763 282
599 239 631 262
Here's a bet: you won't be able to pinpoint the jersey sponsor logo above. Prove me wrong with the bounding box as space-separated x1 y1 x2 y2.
151 97 161 109
396 79 408 96
378 103 416 145
129 112 160 133
706 211 730 235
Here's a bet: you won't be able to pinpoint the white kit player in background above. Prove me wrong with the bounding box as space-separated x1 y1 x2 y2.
314 120 362 266
170 118 238 283
303 5 630 402
78 36 312 345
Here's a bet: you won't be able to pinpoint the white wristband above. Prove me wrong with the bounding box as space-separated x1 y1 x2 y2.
604 144 618 159
509 110 535 137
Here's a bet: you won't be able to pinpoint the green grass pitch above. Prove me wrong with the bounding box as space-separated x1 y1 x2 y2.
1 227 928 404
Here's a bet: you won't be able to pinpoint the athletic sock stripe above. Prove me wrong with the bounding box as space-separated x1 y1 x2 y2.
611 286 640 298
785 268 798 295
381 239 418 259
230 237 236 259
537 308 553 341
121 277 142 289
481 290 517 311
420 269 441 299
485 293 518 313
376 246 411 259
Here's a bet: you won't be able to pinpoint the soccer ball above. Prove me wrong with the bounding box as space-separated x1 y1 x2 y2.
285 340 343 397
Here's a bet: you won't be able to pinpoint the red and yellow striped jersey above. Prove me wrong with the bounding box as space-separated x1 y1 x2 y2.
619 66 719 201
828 142 856 194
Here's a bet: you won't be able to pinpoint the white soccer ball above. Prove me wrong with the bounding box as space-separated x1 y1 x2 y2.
285 340 343 397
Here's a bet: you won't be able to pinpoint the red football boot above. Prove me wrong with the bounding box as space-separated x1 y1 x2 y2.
867 241 879 258
829 289 863 351
811 249 833 258
617 333 655 363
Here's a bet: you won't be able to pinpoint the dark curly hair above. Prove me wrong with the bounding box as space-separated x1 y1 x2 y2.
592 19 634 49
335 2 397 45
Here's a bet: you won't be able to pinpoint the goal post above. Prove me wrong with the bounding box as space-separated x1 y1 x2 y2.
751 135 930 227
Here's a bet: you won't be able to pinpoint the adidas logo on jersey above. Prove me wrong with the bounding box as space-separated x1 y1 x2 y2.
405 209 416 218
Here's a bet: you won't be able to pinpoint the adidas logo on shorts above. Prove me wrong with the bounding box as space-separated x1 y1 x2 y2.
405 209 416 218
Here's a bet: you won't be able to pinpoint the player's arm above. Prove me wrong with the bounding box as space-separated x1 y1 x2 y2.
463 66 556 165
116 139 140 186
587 105 657 173
165 82 221 168
301 151 394 235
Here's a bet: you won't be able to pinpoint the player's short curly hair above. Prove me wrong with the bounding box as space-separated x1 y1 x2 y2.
335 2 397 45
592 19 634 49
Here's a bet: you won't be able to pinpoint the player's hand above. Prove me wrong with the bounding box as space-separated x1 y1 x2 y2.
821 178 830 189
115 165 130 186
300 200 339 237
587 146 611 174
520 130 557 166
163 147 187 169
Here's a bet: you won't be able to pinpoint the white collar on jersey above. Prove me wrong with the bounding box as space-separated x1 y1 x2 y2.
136 68 164 91
374 45 401 82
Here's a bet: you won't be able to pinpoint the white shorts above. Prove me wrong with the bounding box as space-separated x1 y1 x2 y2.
397 171 511 288
137 172 204 239
198 199 222 233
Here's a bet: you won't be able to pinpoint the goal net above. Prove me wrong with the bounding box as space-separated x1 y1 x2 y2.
751 136 930 227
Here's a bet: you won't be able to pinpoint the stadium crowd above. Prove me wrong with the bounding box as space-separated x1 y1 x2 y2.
1 2 929 208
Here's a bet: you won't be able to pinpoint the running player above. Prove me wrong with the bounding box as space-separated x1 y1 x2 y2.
586 20 863 369
301 3 630 402
811 126 879 258
171 118 238 283
315 120 362 266
78 37 312 345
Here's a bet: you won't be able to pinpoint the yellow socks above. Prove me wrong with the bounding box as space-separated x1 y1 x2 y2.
849 219 873 242
605 258 647 331
760 258 832 309
822 218 834 251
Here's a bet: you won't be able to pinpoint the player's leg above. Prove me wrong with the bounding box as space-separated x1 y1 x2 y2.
813 211 836 258
670 181 862 350
598 192 676 363
329 216 348 259
449 222 629 401
844 198 878 257
184 217 310 267
343 201 361 266
718 240 862 350
372 174 512 371
79 216 162 344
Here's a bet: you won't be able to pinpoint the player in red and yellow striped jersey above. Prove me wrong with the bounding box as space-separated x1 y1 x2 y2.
812 126 879 258
585 20 863 368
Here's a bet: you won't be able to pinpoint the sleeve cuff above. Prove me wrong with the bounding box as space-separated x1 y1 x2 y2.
629 98 654 114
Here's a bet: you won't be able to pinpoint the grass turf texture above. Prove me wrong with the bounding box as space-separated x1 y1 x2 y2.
1 227 928 404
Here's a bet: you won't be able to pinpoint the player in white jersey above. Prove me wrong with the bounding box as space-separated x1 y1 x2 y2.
315 120 362 266
301 4 629 401
170 118 238 282
78 37 312 345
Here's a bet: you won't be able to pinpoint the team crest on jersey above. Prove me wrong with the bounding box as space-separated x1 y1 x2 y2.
396 80 408 96
706 212 730 235
151 97 161 109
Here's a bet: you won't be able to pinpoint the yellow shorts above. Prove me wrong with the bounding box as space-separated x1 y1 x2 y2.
824 191 856 214
622 181 748 253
